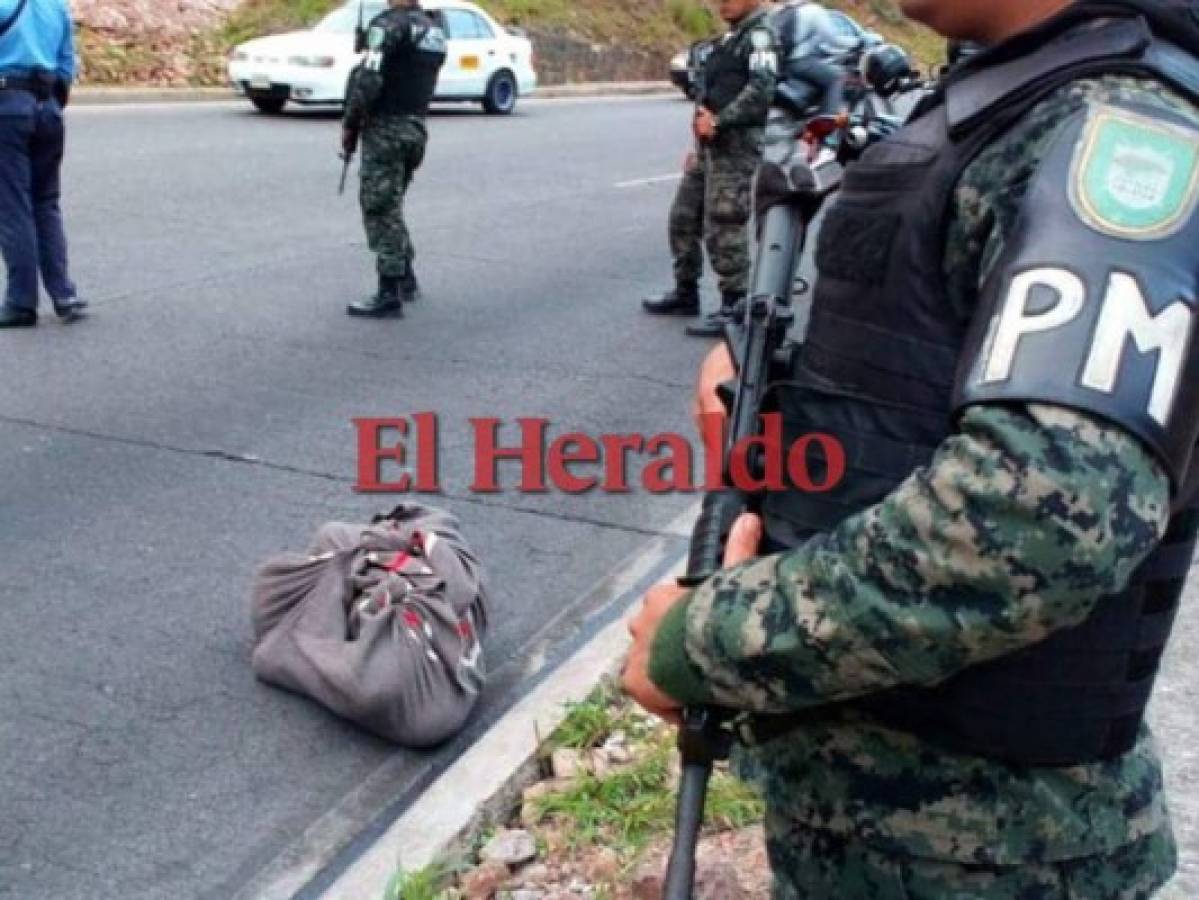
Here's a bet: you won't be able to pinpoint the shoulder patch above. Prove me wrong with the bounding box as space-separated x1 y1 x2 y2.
1070 105 1199 241
748 28 777 75
750 28 773 51
417 25 447 53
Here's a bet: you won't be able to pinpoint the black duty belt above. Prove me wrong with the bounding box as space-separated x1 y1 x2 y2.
0 76 52 99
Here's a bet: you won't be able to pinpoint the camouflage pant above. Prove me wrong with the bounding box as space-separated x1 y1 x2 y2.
669 138 759 296
765 814 1177 900
360 116 428 279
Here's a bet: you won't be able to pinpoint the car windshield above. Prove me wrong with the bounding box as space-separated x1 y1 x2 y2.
314 2 387 33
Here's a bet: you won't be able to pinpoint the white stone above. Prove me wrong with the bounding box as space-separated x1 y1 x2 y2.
481 829 539 867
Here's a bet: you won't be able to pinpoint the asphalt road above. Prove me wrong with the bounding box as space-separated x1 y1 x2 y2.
0 95 715 899
3 95 1199 900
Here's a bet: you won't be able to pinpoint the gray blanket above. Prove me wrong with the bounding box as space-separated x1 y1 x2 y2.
250 504 488 747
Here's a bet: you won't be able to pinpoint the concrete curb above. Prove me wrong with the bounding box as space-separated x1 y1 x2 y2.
71 81 676 106
314 503 697 900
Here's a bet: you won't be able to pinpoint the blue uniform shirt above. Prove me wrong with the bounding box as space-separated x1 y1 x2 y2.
0 0 76 81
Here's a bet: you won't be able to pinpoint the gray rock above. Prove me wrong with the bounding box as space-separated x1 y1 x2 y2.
481 828 539 867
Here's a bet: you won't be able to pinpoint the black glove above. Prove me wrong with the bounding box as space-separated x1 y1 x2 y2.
341 126 360 157
53 79 70 108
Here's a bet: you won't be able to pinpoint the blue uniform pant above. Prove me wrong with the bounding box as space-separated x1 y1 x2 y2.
0 89 75 312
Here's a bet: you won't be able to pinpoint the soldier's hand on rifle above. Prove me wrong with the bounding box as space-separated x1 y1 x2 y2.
622 513 764 723
692 343 736 434
341 126 360 158
693 107 718 143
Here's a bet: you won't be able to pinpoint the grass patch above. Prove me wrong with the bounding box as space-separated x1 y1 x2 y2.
219 0 343 46
531 727 764 856
383 863 450 900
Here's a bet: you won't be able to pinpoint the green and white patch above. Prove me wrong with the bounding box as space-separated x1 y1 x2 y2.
1070 105 1199 240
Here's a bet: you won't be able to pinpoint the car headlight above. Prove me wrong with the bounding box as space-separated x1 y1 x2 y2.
231 50 249 62
670 52 688 71
288 55 337 68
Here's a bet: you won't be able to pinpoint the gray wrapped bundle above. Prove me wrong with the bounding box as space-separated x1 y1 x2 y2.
250 504 488 747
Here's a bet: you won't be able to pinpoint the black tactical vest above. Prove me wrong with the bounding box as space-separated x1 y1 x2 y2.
769 7 1199 767
701 11 768 115
374 7 447 118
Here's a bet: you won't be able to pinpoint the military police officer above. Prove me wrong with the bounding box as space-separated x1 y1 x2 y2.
642 0 777 338
0 0 85 328
626 0 1199 895
342 0 447 318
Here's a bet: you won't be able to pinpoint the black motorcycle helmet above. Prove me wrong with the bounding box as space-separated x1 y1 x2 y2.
860 43 912 97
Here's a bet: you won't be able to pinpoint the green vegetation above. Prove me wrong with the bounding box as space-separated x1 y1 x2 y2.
81 0 942 86
531 730 764 855
220 0 342 46
383 863 451 900
532 686 765 856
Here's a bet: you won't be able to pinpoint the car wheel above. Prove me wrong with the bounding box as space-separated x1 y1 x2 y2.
482 70 517 115
252 96 287 115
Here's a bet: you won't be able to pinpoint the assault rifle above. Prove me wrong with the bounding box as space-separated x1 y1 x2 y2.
338 148 354 196
354 0 368 53
662 103 908 898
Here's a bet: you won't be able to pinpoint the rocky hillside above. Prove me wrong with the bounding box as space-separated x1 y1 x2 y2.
75 0 941 87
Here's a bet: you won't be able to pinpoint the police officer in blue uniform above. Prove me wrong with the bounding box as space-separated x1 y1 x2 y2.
0 0 85 328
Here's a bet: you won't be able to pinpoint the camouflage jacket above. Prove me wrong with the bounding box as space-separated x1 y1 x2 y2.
649 74 1199 865
702 6 777 135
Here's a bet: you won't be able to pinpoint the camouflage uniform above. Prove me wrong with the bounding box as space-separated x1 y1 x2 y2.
669 8 776 298
343 6 445 287
356 116 427 281
648 73 1199 897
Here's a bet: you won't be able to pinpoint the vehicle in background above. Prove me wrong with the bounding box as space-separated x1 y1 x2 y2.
228 0 537 115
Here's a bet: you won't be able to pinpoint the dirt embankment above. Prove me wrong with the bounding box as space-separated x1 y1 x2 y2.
74 0 940 88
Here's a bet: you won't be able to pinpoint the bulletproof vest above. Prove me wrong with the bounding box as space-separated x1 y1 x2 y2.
770 8 1199 767
701 12 765 115
374 8 447 118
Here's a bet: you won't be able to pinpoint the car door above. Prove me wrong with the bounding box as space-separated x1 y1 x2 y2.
439 7 494 97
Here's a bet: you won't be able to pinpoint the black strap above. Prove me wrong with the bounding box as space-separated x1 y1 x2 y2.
0 0 29 41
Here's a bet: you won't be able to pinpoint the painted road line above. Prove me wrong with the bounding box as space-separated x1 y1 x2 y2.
615 173 684 189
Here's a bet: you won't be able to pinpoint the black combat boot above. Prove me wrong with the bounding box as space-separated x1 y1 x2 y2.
642 282 700 316
348 275 404 318
685 291 743 338
400 271 421 303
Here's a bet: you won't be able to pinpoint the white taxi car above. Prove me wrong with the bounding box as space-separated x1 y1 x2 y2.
228 0 537 115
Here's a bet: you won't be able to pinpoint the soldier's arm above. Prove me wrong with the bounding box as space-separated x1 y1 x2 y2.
650 403 1169 712
649 82 1199 713
715 27 777 130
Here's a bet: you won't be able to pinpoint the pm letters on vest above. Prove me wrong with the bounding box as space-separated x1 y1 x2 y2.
979 266 1194 427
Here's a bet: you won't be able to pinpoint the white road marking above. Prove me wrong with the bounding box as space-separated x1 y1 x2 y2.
615 173 683 189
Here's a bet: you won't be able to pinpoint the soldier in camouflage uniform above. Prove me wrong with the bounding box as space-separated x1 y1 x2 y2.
625 0 1199 896
342 0 446 318
642 0 777 339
